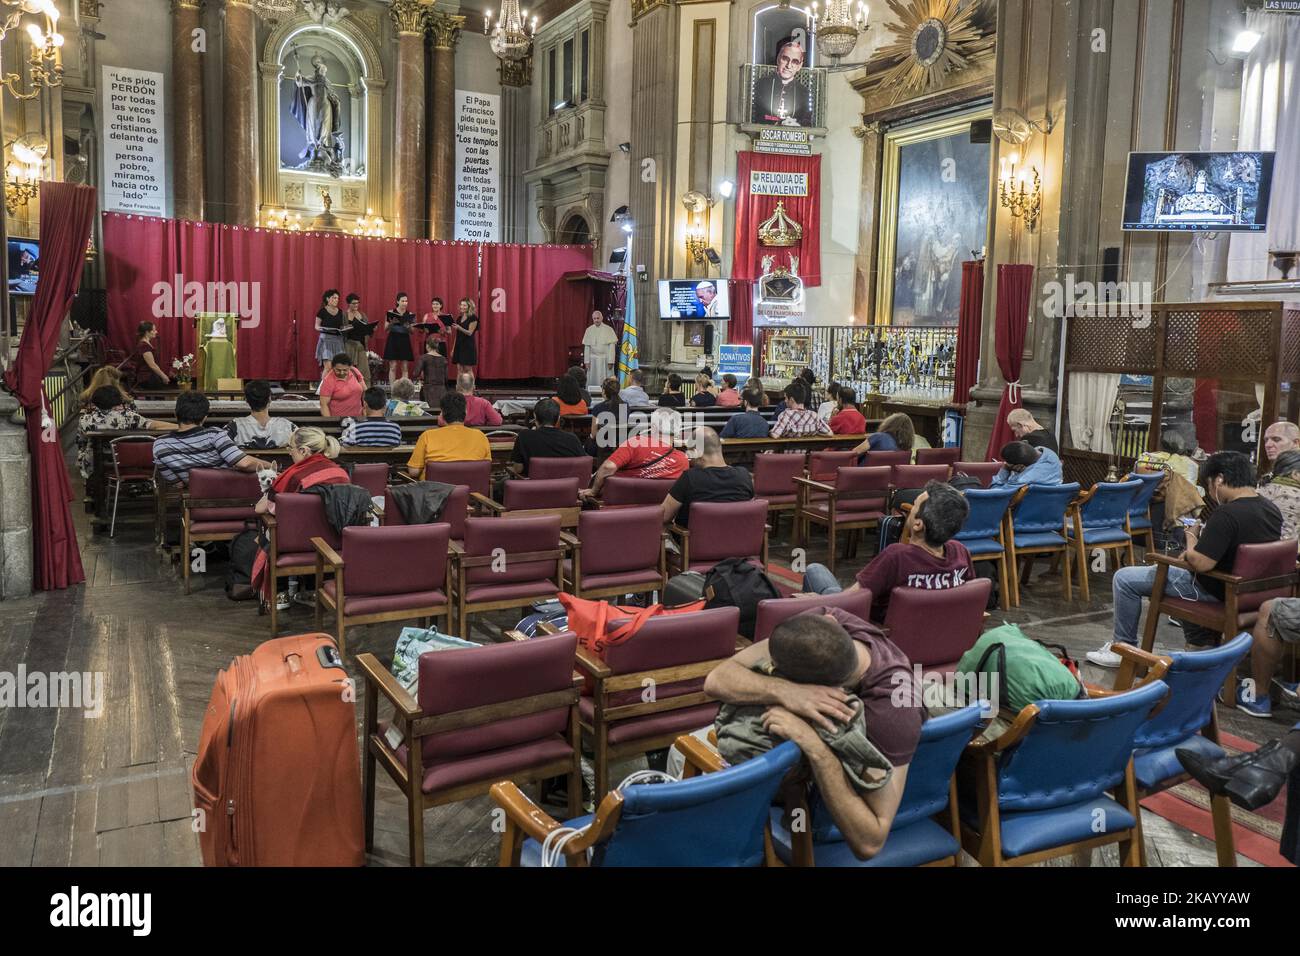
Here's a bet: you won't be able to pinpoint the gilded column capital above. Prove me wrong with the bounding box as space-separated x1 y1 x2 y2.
499 53 532 87
389 0 429 36
429 11 465 49
630 0 669 23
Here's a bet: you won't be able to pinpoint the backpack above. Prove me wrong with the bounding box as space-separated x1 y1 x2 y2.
702 557 783 640
955 622 1084 713
225 524 260 600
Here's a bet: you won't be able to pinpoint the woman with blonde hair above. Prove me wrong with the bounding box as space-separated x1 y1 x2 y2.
79 365 133 408
450 297 479 376
254 426 347 514
852 411 914 456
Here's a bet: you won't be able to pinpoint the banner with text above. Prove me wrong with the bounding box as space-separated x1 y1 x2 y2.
102 65 166 216
733 151 821 286
454 90 501 242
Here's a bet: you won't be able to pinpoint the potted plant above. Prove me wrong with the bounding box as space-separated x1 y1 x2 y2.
173 353 196 390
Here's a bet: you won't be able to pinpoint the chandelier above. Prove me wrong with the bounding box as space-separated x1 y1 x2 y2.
810 0 869 61
483 0 537 63
1 0 63 98
352 208 387 238
4 132 45 213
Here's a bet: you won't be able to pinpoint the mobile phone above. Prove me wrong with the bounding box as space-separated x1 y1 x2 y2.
1178 516 1198 527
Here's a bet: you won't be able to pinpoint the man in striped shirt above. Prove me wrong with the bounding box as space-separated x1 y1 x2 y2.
342 387 403 447
152 391 275 485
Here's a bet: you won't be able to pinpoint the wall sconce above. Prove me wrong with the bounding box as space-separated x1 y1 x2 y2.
681 190 714 265
352 207 387 238
4 133 46 214
998 152 1041 231
262 208 302 231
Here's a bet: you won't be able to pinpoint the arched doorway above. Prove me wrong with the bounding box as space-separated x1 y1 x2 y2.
557 212 593 245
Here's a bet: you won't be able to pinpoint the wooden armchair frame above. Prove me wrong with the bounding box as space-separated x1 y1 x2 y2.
560 529 668 602
666 519 770 576
450 539 565 640
1004 485 1078 607
470 492 582 530
357 636 583 867
1068 486 1137 602
180 492 260 594
793 475 886 572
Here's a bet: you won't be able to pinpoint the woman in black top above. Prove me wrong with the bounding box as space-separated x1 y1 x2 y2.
342 293 375 386
658 373 686 408
384 291 414 382
450 297 479 375
691 369 719 407
314 289 345 371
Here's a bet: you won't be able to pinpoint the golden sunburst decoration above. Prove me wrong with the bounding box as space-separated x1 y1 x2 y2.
872 0 984 100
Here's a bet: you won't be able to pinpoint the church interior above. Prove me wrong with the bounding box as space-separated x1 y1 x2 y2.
0 0 1297 899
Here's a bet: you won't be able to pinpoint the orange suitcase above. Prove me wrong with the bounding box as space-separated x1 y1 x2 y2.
192 634 365 866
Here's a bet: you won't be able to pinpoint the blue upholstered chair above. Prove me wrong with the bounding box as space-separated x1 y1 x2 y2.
952 486 1018 612
1108 633 1253 867
490 740 802 867
959 679 1168 867
1005 482 1081 606
768 703 987 867
1124 470 1165 554
1067 480 1143 601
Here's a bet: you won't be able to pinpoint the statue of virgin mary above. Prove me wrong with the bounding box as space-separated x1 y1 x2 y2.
290 53 345 176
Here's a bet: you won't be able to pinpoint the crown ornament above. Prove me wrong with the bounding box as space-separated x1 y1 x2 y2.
758 200 803 247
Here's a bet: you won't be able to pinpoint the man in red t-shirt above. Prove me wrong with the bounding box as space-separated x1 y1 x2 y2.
589 407 689 497
829 386 868 435
801 481 975 623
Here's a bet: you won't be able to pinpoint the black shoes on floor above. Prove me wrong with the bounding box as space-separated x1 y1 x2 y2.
1176 740 1298 811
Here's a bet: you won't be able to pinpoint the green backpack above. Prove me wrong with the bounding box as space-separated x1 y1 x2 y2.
955 623 1084 714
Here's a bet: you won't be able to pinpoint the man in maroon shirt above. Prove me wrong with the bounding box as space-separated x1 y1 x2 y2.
704 606 923 860
801 480 975 623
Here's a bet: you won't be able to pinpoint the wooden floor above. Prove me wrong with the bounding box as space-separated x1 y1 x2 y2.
0 459 1293 867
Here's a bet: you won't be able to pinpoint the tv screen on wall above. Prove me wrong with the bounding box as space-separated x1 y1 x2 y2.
7 238 38 296
657 279 730 320
1121 151 1274 232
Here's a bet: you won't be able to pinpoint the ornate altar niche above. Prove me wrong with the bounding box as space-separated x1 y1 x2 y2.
258 12 387 229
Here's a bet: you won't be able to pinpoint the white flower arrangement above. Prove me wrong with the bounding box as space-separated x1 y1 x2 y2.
172 353 196 382
366 350 383 367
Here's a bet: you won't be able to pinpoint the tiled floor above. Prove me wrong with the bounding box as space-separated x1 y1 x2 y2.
0 474 1293 866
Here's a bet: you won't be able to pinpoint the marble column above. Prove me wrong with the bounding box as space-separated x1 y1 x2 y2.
223 0 257 225
390 0 428 238
172 0 206 221
0 394 32 599
499 57 532 244
428 13 464 240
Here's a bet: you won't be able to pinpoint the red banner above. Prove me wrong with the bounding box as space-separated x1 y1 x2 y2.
732 151 821 287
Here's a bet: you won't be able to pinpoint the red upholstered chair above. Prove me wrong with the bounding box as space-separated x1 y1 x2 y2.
953 461 1003 488
564 505 666 601
795 465 891 572
425 460 492 500
668 498 769 573
808 450 858 481
752 588 875 644
107 435 156 539
753 452 807 536
884 578 992 674
453 514 565 639
599 476 676 507
261 492 342 636
528 455 594 484
312 523 453 656
1140 540 1300 653
863 449 911 469
916 447 961 468
576 605 740 799
181 467 261 594
350 462 390 498
383 483 469 545
475 477 581 529
892 464 952 488
356 632 583 866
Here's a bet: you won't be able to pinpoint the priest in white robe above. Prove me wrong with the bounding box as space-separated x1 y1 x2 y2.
582 310 618 387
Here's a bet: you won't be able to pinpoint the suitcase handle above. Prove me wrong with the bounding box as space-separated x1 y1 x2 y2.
316 644 344 671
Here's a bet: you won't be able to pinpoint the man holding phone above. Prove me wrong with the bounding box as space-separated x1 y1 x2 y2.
1088 451 1283 668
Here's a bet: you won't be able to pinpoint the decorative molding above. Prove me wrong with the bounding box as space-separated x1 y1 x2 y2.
428 11 465 49
630 0 669 23
341 186 361 209
499 52 533 87
352 8 380 38
388 0 427 36
284 181 304 203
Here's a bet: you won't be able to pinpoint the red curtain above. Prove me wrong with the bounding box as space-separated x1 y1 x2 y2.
104 213 590 380
3 182 97 589
985 263 1035 460
732 151 821 286
478 243 594 378
728 280 754 346
952 260 984 407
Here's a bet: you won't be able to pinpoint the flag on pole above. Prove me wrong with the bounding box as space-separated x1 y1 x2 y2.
617 285 639 387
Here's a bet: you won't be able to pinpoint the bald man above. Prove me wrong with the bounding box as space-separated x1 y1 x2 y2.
1264 421 1300 466
662 426 753 528
1007 408 1058 454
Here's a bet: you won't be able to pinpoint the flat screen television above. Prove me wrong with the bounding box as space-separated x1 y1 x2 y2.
1121 151 1274 232
7 237 39 296
657 278 730 320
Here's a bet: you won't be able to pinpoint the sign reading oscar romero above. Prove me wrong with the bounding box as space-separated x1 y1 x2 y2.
454 90 501 242
102 66 166 216
748 170 809 196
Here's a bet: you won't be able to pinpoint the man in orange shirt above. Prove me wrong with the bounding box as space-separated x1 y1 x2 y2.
407 391 491 478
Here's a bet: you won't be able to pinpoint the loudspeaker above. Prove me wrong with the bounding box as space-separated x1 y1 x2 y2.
703 323 715 354
1102 245 1121 285
969 119 992 144
609 247 627 265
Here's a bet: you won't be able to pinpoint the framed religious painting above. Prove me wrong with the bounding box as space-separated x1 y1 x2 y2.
874 107 992 327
